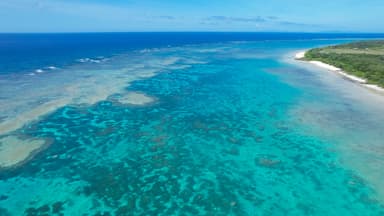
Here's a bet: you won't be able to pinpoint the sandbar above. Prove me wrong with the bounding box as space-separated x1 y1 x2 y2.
0 136 50 169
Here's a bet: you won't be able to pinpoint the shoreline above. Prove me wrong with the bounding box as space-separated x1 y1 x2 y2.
295 51 384 93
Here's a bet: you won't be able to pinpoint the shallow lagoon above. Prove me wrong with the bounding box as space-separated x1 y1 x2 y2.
0 39 384 215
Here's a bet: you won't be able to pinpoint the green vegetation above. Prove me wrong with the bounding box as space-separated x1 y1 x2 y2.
304 40 384 87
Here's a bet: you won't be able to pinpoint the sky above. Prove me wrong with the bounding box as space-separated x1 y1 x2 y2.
0 0 383 33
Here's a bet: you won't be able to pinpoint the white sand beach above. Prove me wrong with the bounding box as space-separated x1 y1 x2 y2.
295 51 384 93
295 51 306 59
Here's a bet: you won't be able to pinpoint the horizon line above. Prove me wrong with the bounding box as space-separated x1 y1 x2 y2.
1 31 384 35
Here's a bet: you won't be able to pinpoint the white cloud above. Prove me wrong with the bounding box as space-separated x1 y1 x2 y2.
0 0 142 21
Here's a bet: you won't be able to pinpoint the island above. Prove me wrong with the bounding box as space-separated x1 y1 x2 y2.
296 40 384 92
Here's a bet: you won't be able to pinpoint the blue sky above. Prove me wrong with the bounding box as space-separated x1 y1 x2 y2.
0 0 383 32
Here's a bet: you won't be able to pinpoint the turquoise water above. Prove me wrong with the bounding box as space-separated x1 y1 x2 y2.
1 39 384 215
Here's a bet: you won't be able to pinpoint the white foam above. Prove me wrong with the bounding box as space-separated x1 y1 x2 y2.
46 66 57 70
139 49 151 53
77 57 107 64
90 59 101 63
35 69 44 73
77 58 93 63
77 58 87 63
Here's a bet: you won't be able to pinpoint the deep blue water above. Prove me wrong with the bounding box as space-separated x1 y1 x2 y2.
1 33 384 215
1 32 384 74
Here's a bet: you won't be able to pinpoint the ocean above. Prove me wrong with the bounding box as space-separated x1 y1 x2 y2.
0 33 384 215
